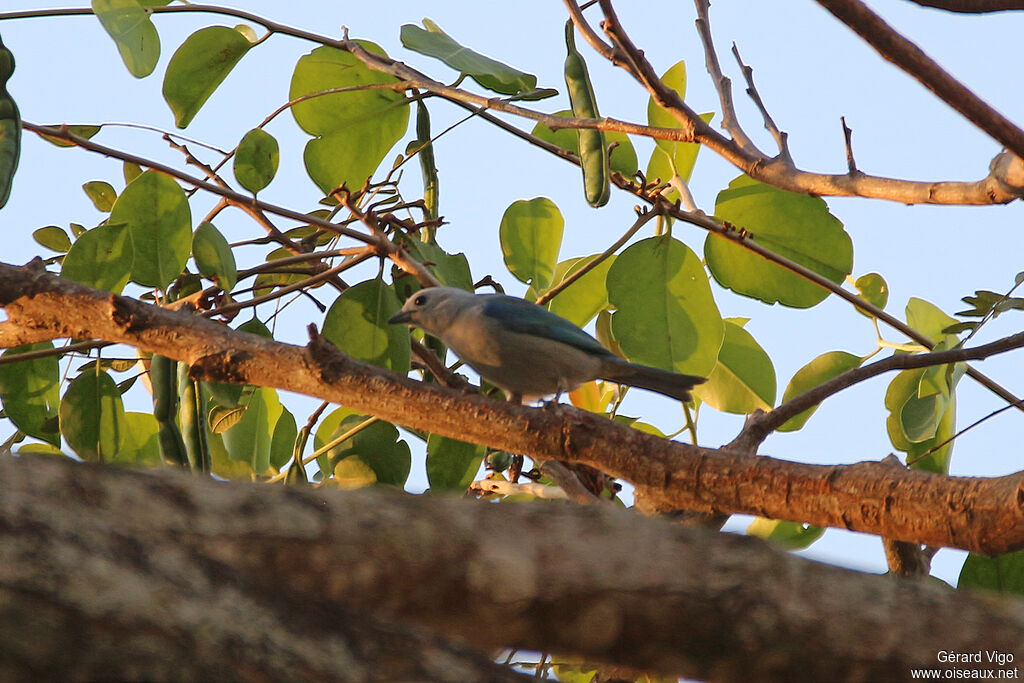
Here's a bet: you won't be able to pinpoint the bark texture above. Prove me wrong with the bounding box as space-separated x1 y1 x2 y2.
0 455 1021 682
1 262 1022 555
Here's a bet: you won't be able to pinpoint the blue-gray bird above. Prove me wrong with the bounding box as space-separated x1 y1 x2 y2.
388 287 705 402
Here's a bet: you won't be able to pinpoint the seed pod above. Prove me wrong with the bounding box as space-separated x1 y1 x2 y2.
0 34 21 209
563 21 609 208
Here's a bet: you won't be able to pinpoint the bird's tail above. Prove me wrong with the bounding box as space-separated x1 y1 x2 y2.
598 358 705 402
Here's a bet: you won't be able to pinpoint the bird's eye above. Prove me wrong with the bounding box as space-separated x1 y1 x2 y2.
413 295 426 306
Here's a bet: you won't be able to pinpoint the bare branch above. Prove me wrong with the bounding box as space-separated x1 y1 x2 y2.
693 0 757 153
902 0 1024 12
841 116 859 173
731 43 791 162
735 330 1024 449
817 0 1024 160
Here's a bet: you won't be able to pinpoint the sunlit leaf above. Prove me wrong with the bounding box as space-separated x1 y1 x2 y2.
110 170 191 289
322 279 410 373
163 25 251 128
747 518 825 550
607 236 724 376
693 319 775 414
499 197 563 289
289 43 409 194
33 226 72 253
92 0 160 78
192 221 237 290
82 180 117 212
707 175 852 308
60 222 132 294
778 351 863 432
233 128 279 193
401 19 538 95
853 272 888 316
958 550 1024 597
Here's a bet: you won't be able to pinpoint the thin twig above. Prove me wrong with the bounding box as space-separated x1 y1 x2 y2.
841 116 858 174
816 0 1024 160
693 0 756 153
534 206 660 306
735 330 1024 449
731 43 791 162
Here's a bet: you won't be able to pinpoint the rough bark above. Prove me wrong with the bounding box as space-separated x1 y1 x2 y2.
1 455 1022 682
1 262 1022 555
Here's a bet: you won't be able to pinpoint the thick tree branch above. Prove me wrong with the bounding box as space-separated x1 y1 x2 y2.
1 262 1022 554
586 0 1024 204
904 0 1024 10
816 0 1024 160
2 455 1022 681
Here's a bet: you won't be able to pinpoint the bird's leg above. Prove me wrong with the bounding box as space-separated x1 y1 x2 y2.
541 389 563 410
508 391 524 483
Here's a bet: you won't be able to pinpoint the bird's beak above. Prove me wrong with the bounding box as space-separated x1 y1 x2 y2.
388 310 412 325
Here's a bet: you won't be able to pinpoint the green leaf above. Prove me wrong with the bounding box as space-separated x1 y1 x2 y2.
778 351 863 432
648 61 687 130
707 175 853 308
162 26 251 128
269 408 297 471
221 386 282 474
37 124 101 148
906 297 958 344
885 367 957 474
289 43 409 194
59 370 128 461
0 343 60 446
606 236 724 376
693 319 776 414
853 272 888 316
123 161 143 184
33 226 73 253
528 254 616 327
398 235 473 291
192 221 237 290
645 62 713 193
110 170 192 289
499 197 564 289
322 279 410 373
958 550 1024 596
321 412 411 488
426 434 485 492
400 19 538 95
531 110 638 177
747 518 825 550
233 128 279 193
92 0 160 78
60 222 133 293
82 180 117 212
111 411 161 465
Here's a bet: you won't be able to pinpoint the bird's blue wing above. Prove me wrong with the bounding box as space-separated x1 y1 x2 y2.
481 296 612 357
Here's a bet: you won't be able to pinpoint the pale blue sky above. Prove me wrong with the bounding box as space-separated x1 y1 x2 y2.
3 1 1023 584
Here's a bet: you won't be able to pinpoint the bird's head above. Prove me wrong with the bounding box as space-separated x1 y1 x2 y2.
388 286 476 335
